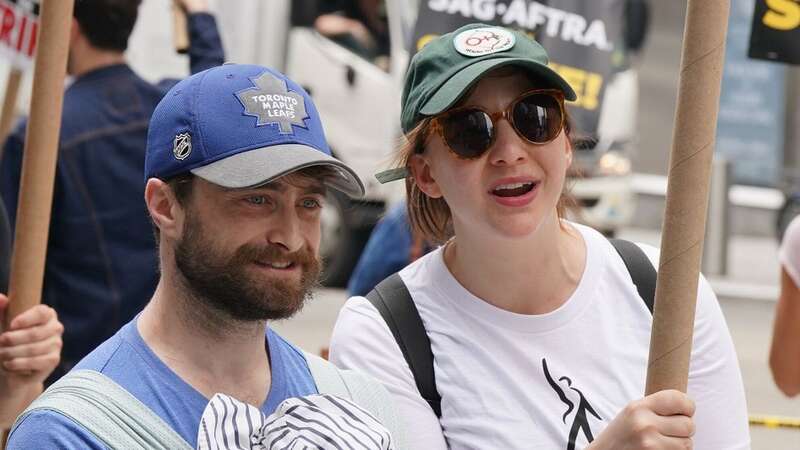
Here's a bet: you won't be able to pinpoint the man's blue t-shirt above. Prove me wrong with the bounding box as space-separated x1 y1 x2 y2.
7 319 318 448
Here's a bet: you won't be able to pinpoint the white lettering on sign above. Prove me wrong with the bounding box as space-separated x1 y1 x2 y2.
427 0 613 51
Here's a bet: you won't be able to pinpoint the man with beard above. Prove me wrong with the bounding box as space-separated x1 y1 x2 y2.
5 64 372 449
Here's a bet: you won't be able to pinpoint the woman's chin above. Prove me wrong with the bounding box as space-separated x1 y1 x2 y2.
486 217 547 240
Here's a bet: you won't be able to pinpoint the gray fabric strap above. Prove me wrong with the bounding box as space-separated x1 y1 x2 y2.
305 352 350 398
305 352 407 450
11 370 191 450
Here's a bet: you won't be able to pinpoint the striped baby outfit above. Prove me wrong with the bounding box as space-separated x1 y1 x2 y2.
197 393 395 450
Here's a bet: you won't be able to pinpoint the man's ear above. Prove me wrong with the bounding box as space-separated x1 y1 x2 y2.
408 154 443 198
145 178 184 241
69 18 81 45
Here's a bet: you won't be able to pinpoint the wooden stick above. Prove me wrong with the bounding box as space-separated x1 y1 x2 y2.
0 69 22 146
645 0 730 394
172 2 189 54
3 0 75 329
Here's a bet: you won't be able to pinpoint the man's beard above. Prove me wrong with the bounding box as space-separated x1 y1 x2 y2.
173 213 321 322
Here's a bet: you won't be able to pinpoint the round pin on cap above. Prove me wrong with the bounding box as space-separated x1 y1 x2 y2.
453 27 516 57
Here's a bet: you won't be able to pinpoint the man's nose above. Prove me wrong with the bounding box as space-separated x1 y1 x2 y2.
265 207 304 253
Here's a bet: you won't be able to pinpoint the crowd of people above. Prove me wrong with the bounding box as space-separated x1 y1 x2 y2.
0 0 795 449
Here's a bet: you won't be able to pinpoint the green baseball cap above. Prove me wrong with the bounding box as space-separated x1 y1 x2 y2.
400 23 577 134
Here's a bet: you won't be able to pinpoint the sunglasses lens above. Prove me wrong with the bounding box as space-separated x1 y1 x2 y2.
512 93 562 143
440 110 493 159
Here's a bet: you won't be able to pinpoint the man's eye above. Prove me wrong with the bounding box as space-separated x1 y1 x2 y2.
246 196 267 205
301 198 321 209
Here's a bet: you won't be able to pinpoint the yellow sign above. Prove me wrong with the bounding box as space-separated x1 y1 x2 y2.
549 63 603 111
763 0 800 30
417 34 439 51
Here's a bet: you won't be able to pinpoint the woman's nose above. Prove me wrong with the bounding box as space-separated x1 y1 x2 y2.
488 118 528 166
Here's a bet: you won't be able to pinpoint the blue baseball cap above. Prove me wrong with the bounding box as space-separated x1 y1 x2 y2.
145 64 364 198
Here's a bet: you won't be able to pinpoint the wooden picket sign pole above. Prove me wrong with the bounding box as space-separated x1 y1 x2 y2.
2 0 74 325
172 2 189 54
0 2 73 444
0 68 23 147
645 0 730 394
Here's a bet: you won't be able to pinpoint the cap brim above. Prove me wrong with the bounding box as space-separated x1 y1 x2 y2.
375 167 409 184
191 144 365 198
419 57 577 117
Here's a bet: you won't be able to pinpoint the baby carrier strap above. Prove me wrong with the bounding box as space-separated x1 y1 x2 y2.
11 369 192 450
305 351 407 449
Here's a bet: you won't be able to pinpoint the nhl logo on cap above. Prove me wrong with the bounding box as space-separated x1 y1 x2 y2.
173 132 192 160
454 27 515 57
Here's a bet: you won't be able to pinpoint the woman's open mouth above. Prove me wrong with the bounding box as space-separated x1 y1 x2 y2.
489 178 539 207
491 181 536 197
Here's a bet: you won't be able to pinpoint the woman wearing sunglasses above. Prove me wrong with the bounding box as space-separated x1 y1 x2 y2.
329 24 749 449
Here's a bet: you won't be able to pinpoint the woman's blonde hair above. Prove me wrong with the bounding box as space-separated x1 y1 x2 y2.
400 113 578 244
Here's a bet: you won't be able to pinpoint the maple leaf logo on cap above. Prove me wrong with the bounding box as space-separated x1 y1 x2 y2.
236 72 309 133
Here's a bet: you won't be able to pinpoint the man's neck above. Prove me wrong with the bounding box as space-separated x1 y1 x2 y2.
69 48 126 78
137 278 272 406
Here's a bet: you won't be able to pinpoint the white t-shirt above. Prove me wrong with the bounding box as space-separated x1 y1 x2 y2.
329 223 750 449
780 215 800 286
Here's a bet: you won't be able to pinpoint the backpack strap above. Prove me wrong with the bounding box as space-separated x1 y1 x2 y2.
609 238 657 314
305 351 407 449
11 369 191 450
365 273 442 418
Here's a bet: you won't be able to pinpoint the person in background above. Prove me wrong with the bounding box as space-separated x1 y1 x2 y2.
624 0 650 54
770 215 800 397
330 23 749 449
0 0 224 383
347 201 432 297
314 0 389 62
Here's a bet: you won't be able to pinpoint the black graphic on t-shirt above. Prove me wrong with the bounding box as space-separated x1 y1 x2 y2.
542 358 603 450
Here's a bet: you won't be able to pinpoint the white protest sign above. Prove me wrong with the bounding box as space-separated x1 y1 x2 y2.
0 0 40 70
